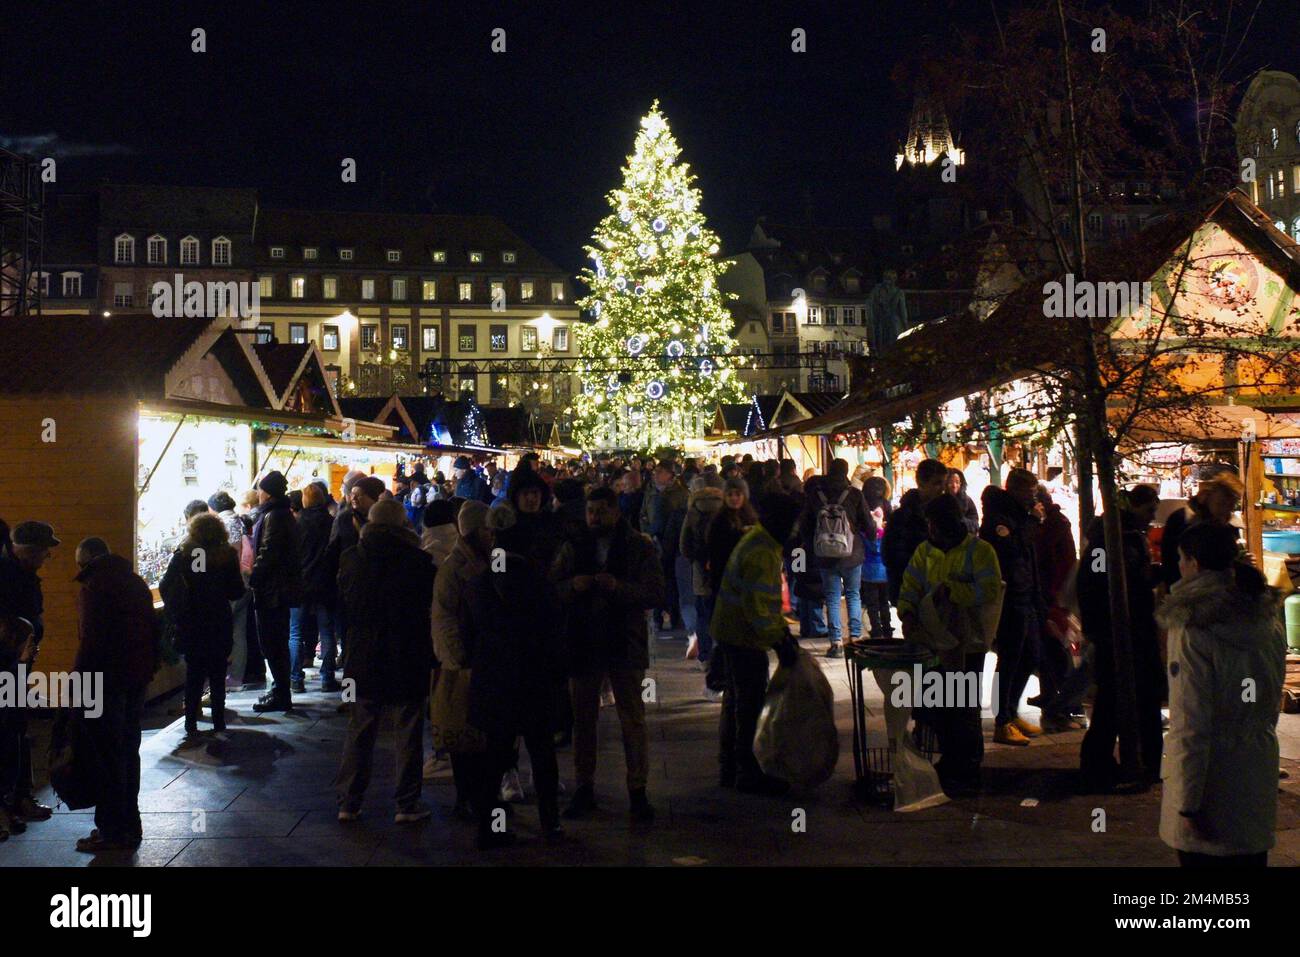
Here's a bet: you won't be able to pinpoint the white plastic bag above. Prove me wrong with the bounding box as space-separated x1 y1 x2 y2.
754 650 839 787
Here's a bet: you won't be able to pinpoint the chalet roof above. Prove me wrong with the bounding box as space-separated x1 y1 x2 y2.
0 314 215 396
253 343 313 398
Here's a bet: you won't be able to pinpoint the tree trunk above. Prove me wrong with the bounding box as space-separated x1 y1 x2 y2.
1075 418 1095 529
1088 392 1144 782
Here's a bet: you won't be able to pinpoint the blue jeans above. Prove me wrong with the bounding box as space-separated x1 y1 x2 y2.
291 603 337 683
674 554 698 637
695 593 716 663
819 564 863 645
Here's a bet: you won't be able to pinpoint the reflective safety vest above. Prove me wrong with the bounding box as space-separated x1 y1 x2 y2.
711 524 786 651
896 534 1002 620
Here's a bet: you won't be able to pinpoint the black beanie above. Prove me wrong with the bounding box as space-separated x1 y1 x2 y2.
259 470 288 498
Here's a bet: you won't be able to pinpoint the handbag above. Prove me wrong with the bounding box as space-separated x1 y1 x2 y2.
48 709 107 810
428 667 486 753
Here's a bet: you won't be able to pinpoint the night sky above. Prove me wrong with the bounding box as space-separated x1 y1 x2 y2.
3 1 1298 272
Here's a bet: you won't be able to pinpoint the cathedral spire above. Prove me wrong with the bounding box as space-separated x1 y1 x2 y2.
895 83 965 170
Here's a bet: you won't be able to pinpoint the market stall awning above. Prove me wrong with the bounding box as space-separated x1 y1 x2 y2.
143 397 394 440
1120 402 1300 444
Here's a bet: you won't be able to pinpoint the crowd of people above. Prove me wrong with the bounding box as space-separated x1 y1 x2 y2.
0 450 1287 866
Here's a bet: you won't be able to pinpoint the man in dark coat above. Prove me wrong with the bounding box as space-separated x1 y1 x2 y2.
0 520 59 831
496 464 562 571
882 458 948 604
294 482 339 693
1078 485 1164 790
980 469 1048 746
336 499 436 822
327 474 383 673
552 486 665 823
72 537 159 853
799 458 875 656
460 551 566 848
249 470 303 712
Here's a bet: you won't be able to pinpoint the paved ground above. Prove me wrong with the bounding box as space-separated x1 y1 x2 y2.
5 631 1300 867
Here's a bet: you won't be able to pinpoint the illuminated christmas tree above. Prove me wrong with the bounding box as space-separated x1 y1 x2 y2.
572 101 746 450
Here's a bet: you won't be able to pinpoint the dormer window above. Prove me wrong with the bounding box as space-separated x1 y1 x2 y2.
211 236 232 266
468 250 484 264
270 246 285 259
843 276 860 293
431 249 447 263
114 234 135 263
181 236 199 265
339 248 354 261
303 247 318 260
147 235 167 264
387 249 402 263
502 250 517 264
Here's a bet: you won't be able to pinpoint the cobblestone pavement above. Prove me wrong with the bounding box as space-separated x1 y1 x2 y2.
5 632 1299 866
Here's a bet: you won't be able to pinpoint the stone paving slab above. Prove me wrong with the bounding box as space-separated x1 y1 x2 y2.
2 631 1297 866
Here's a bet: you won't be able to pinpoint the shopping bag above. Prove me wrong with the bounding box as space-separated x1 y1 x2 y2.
754 650 838 787
429 667 486 753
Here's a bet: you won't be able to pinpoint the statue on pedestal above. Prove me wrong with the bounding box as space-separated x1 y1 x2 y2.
868 270 908 354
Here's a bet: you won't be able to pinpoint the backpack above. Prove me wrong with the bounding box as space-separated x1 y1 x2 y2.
813 490 853 559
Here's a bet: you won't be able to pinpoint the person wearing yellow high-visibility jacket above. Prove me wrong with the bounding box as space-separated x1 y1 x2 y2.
896 494 1002 796
711 493 802 796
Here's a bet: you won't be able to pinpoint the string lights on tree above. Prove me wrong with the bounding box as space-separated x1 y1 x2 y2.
571 101 746 449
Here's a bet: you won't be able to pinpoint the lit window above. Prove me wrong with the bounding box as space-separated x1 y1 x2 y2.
361 325 378 350
291 277 306 298
304 247 318 260
270 246 285 259
520 280 534 301
256 324 274 344
62 272 81 297
490 280 505 303
289 323 307 344
113 282 133 307
361 279 375 300
322 325 340 351
502 250 516 264
422 326 439 351
431 250 447 263
469 250 484 264
459 325 476 352
458 281 473 302
259 275 274 297
521 327 537 351
1269 175 1276 200
490 324 508 352
212 237 232 266
114 234 134 263
808 307 820 324
391 277 407 300
492 375 510 401
551 281 565 302
387 249 402 263
392 325 409 350
1292 217 1300 242
1273 127 1280 150
147 235 167 264
422 279 437 301
552 326 569 351
1276 168 1286 197
339 248 354 261
322 276 337 299
1293 165 1300 193
181 236 199 264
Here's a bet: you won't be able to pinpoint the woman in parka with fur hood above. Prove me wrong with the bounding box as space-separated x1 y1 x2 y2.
1157 522 1286 867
